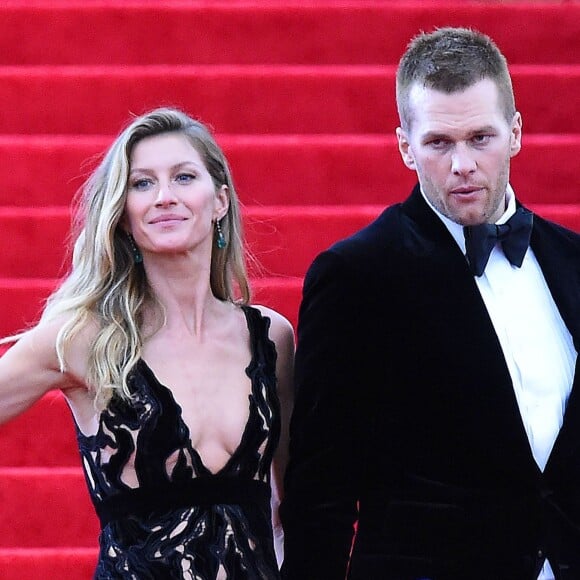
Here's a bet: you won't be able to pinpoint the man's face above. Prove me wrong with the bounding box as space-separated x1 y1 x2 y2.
396 78 522 226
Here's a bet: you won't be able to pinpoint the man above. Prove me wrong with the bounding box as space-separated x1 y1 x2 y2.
280 28 580 580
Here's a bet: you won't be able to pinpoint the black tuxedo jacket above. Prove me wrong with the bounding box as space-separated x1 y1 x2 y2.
281 186 580 580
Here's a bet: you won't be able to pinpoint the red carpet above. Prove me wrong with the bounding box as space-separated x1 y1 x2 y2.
0 1 578 577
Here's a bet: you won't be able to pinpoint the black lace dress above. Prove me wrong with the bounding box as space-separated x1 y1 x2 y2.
73 306 281 579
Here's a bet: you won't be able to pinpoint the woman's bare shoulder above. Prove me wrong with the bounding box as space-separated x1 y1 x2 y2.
250 304 294 343
17 312 99 383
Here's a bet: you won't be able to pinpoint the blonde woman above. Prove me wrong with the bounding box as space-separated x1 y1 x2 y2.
0 107 294 579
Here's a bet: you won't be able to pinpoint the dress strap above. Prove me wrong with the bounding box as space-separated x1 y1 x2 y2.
240 305 281 481
241 305 278 371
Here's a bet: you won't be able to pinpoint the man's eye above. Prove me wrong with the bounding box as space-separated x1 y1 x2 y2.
472 135 491 145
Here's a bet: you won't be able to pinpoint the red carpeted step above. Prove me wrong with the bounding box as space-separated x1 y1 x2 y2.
0 392 79 467
0 276 302 337
0 279 56 337
232 204 580 273
0 3 578 66
0 204 578 281
0 65 578 134
1 133 579 207
0 206 380 279
0 0 576 575
251 275 303 316
528 204 580 233
0 467 99 547
0 548 97 580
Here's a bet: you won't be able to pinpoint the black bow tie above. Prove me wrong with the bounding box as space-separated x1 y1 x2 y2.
463 207 533 277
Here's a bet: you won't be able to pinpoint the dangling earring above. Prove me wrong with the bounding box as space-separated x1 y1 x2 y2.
127 233 143 264
215 219 227 249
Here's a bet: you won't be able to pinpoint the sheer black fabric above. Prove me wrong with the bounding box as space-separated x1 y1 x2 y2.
73 306 281 579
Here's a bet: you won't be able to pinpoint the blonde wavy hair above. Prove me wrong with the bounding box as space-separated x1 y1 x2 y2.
37 107 249 408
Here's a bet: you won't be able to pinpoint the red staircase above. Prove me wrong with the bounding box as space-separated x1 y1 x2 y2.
0 1 578 577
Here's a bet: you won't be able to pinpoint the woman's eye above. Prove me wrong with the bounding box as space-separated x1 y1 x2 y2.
131 178 152 191
175 173 195 184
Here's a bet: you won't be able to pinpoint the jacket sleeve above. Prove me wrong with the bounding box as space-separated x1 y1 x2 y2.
281 249 372 579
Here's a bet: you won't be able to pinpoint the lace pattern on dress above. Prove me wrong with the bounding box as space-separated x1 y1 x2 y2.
73 306 281 579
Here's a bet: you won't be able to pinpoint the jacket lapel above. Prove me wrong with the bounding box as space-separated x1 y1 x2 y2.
530 216 580 474
399 188 541 479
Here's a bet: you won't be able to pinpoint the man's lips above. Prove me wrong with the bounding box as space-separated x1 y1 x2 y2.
450 186 483 195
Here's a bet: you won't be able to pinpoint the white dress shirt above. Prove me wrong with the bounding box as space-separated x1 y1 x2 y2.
421 186 578 580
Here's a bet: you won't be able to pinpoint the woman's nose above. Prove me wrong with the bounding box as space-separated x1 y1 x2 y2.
154 182 178 206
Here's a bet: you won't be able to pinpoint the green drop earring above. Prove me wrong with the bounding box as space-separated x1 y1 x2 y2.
215 219 227 249
128 233 143 264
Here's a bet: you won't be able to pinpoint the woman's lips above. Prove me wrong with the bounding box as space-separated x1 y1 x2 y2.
149 214 187 225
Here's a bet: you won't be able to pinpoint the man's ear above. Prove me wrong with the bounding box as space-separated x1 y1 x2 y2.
396 127 416 170
509 112 523 158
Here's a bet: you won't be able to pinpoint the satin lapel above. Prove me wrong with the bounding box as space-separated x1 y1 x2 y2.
400 188 541 479
530 216 580 474
528 215 580 349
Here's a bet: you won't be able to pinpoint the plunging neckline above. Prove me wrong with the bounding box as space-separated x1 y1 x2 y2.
137 358 254 477
138 305 257 477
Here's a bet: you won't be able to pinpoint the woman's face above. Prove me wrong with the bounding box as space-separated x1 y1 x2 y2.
123 132 228 260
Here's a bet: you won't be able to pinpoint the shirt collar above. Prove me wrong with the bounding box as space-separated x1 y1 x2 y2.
419 185 517 254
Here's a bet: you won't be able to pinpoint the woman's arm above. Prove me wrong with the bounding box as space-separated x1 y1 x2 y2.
0 316 92 425
256 305 295 567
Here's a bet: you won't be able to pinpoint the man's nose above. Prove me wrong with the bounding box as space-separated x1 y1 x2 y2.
451 143 477 175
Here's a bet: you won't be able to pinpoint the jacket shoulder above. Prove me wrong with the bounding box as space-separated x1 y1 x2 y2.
327 204 404 261
532 212 580 252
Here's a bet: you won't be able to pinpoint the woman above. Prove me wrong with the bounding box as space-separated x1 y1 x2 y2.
0 107 294 579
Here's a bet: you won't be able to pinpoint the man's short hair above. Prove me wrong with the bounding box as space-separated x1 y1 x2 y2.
396 27 516 132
